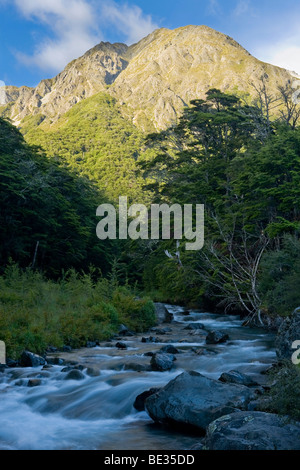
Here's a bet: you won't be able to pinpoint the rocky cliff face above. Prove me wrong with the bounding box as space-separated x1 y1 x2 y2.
111 25 293 131
2 42 130 125
1 25 294 131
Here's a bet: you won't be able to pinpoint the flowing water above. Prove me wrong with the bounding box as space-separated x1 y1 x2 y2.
0 305 276 450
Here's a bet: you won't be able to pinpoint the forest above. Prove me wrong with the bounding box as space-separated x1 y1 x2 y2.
1 85 300 358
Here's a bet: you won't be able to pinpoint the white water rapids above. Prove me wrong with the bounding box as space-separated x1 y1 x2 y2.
0 305 276 450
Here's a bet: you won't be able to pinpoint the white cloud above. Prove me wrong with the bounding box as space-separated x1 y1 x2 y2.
12 0 158 73
255 31 300 76
100 1 158 45
13 0 100 71
207 0 222 16
233 0 251 17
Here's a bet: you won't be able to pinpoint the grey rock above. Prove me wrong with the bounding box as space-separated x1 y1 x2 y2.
118 324 134 336
86 341 97 348
64 370 85 381
150 353 176 372
154 303 173 324
275 307 300 359
45 357 65 366
86 367 101 377
145 371 256 431
116 342 127 350
62 365 84 373
134 388 161 411
124 363 151 372
142 337 160 344
219 370 258 387
206 330 229 344
184 323 205 330
6 358 19 368
28 379 42 387
20 351 46 368
205 411 300 450
159 345 180 355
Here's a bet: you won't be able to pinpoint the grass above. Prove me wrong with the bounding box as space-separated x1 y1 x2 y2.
257 361 300 422
0 264 156 359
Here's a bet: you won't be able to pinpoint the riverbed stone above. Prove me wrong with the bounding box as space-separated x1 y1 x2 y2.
124 363 151 372
154 303 173 324
219 370 258 387
159 345 180 355
85 367 100 377
150 353 176 372
86 341 97 348
143 352 154 357
45 357 65 366
275 307 300 360
145 371 256 431
184 323 205 330
20 351 46 368
64 370 85 381
134 388 161 411
118 324 134 336
116 342 127 350
206 330 229 345
142 337 160 344
28 379 42 387
205 411 300 450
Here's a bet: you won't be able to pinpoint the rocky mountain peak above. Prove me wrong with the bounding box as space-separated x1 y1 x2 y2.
0 25 294 131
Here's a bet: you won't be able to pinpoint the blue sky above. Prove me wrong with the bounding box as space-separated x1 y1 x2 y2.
1 0 300 87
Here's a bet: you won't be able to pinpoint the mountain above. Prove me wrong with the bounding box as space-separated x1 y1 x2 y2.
1 25 294 131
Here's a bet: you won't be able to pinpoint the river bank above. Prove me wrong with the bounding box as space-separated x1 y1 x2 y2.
2 304 294 450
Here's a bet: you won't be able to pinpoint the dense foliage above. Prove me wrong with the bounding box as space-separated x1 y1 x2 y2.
0 264 155 359
23 92 151 203
0 117 113 276
138 88 300 319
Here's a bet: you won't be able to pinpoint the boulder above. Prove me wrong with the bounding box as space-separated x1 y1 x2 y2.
64 370 85 381
116 342 127 350
142 337 160 344
6 358 19 368
206 330 229 344
145 371 255 431
28 379 42 388
150 353 176 372
123 363 151 372
118 324 134 336
134 388 161 411
150 328 169 335
85 367 100 377
154 303 173 324
219 370 258 387
159 345 180 355
205 411 300 450
20 351 46 368
184 323 205 330
45 357 65 366
61 364 84 373
86 341 97 348
275 307 300 359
